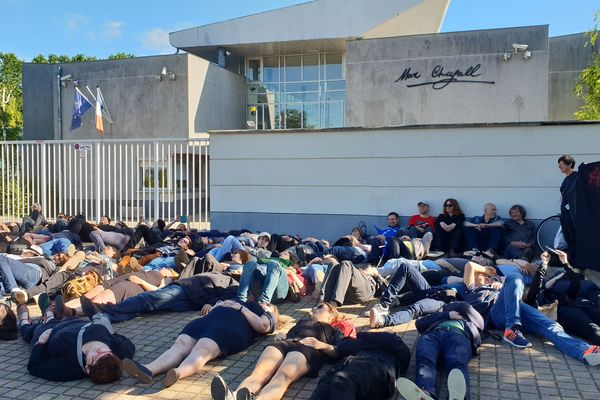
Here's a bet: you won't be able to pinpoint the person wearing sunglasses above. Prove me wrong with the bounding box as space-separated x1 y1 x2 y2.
121 299 284 388
432 198 465 257
211 302 343 400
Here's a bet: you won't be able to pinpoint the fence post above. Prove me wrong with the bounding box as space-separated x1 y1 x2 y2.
95 143 101 222
153 141 160 222
40 142 47 214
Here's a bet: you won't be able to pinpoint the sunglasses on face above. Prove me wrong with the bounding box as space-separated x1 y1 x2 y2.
312 304 328 311
445 204 453 207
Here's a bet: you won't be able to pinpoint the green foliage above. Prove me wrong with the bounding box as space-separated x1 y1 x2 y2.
0 52 23 139
575 11 600 120
108 52 135 60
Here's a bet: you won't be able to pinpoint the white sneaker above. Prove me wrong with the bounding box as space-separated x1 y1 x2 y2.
369 303 389 328
363 302 389 317
396 377 434 400
447 368 467 400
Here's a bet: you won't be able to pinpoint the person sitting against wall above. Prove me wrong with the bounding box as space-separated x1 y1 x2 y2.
211 302 343 400
463 203 504 258
502 204 536 260
432 198 465 257
17 300 135 382
396 301 484 400
408 201 436 239
121 299 283 388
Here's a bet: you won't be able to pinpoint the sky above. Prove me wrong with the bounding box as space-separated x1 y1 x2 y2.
1 0 598 61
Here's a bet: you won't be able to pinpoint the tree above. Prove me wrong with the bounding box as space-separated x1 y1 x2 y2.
0 52 23 140
574 11 600 120
108 52 135 59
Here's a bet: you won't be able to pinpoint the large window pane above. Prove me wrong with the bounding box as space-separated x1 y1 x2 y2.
285 55 301 82
325 91 345 101
285 82 319 92
326 80 345 91
324 101 344 128
247 59 260 81
304 103 319 129
263 57 280 82
285 104 303 129
325 53 343 80
303 54 319 81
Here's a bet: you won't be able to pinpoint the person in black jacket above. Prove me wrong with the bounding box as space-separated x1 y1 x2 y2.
81 271 238 323
17 303 135 383
396 301 484 400
310 331 411 400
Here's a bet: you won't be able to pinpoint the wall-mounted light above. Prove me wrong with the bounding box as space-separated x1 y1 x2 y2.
503 43 532 61
158 66 176 81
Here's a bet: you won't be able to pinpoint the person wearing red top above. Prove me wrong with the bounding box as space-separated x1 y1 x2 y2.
408 201 436 239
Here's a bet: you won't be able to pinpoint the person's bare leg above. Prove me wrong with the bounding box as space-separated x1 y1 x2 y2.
174 338 221 379
90 289 117 305
145 334 196 376
237 346 285 395
254 352 310 400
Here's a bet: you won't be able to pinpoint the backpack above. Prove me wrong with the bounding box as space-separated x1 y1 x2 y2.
62 270 104 301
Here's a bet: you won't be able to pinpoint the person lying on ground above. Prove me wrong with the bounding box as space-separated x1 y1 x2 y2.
79 271 239 323
121 299 284 388
62 268 179 317
310 331 411 400
17 297 135 382
396 301 484 400
211 301 343 400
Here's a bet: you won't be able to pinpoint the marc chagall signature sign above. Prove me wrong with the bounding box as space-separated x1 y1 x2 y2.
395 64 495 90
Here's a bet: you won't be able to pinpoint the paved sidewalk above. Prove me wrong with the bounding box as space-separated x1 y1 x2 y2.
0 296 599 400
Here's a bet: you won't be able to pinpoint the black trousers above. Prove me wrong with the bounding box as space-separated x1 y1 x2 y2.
558 305 600 346
310 353 397 400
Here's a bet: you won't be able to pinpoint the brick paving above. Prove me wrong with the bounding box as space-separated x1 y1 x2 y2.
1 296 600 400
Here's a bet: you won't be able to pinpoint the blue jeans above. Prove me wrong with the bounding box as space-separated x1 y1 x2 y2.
208 235 245 262
328 246 366 264
237 261 289 304
39 237 72 256
416 330 472 399
100 284 194 322
0 255 42 292
380 260 444 326
490 274 590 361
464 226 503 251
143 256 176 271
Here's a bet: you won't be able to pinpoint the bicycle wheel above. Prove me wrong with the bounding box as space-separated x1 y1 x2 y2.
536 215 561 251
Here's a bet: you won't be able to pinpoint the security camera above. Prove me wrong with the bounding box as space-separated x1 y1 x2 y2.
161 67 167 76
503 51 511 61
59 74 72 81
523 50 532 60
512 44 528 52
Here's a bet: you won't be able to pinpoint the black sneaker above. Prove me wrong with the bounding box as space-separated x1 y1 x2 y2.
38 293 50 315
236 387 256 400
53 295 65 320
80 296 101 319
211 375 234 400
122 358 153 383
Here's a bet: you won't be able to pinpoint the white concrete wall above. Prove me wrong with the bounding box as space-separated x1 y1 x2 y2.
209 122 600 238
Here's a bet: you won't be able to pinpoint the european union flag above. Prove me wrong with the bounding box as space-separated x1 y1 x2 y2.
70 88 93 131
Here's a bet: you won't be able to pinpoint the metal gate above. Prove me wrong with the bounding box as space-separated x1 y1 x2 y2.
0 138 210 227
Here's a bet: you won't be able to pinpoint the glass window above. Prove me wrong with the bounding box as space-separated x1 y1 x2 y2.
326 80 345 91
247 59 261 81
263 57 279 82
285 104 304 129
285 55 301 82
285 82 319 92
303 54 319 81
325 91 345 101
325 53 343 80
303 103 319 129
323 102 344 128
